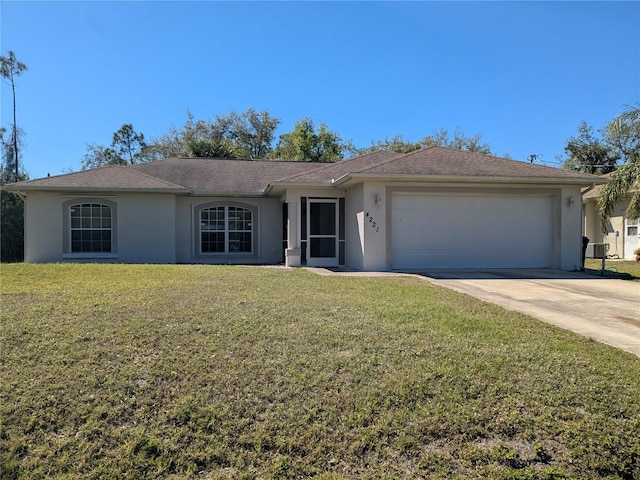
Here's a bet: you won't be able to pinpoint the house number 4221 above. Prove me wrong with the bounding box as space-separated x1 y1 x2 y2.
365 212 379 233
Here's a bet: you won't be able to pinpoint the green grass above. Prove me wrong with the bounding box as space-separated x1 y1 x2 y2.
1 264 639 479
584 259 640 281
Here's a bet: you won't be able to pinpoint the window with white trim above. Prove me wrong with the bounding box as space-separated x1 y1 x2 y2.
200 205 253 254
628 217 639 237
70 203 112 253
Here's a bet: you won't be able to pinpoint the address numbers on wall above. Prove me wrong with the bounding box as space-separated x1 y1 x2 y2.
365 212 379 233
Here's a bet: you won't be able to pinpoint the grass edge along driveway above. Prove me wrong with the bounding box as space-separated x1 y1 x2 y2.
1 264 639 479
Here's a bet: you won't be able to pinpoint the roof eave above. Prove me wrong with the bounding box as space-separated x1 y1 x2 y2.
267 180 336 191
333 173 607 187
189 190 267 197
1 185 189 194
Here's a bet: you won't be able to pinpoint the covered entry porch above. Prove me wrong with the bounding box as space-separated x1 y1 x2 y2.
284 195 346 268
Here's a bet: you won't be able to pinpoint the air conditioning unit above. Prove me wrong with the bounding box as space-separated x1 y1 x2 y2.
588 243 609 259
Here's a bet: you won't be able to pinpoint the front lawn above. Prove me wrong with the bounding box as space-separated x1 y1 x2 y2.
1 264 639 479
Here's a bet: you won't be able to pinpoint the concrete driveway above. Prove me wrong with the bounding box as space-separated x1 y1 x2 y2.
416 269 640 357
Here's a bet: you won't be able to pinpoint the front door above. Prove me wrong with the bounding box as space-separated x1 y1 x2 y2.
624 217 639 259
307 199 339 267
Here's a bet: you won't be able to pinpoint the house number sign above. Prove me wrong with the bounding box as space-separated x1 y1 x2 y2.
365 212 379 233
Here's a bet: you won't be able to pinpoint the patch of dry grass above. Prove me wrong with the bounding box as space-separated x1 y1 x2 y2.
1 264 639 479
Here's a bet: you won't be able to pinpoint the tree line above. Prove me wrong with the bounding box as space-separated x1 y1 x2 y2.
81 111 494 169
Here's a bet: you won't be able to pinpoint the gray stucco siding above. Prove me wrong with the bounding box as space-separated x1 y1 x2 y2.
175 196 283 265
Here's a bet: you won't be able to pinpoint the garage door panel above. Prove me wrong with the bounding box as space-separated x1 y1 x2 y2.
393 247 552 269
393 248 551 269
391 193 553 269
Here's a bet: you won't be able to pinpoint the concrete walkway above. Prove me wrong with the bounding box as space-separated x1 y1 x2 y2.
307 267 640 357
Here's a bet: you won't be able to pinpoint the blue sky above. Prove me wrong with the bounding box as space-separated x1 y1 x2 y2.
1 1 639 179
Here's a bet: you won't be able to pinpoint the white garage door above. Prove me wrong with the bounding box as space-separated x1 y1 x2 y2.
391 193 553 269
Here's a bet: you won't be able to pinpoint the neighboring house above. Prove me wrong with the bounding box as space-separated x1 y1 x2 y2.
583 174 639 260
4 146 604 271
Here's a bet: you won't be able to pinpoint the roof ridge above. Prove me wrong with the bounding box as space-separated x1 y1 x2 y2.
345 150 406 176
13 164 123 185
149 156 316 165
276 150 408 182
124 163 188 189
6 163 189 191
275 161 342 182
402 145 502 160
136 156 331 184
401 145 603 176
16 163 186 190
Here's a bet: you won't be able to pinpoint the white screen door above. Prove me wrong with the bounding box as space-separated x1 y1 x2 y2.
307 199 338 267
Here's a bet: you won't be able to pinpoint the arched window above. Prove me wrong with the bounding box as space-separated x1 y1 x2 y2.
200 205 253 254
69 203 113 253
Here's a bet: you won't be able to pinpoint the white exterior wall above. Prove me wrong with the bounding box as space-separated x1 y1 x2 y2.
24 192 64 262
23 192 177 263
583 199 603 244
361 182 388 271
117 194 177 263
608 207 631 259
343 182 389 271
557 186 584 270
345 184 364 270
175 196 283 264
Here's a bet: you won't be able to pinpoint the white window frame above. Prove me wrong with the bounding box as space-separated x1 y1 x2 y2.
62 198 118 259
193 202 258 259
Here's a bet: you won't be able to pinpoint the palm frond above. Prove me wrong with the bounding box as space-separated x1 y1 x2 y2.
598 103 640 230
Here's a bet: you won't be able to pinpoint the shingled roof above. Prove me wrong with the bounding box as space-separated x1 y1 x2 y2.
276 147 604 184
131 157 320 194
276 150 405 184
4 146 603 195
3 165 188 193
582 172 611 199
359 147 604 179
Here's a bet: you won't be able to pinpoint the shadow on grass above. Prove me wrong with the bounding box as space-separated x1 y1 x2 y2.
583 267 639 281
